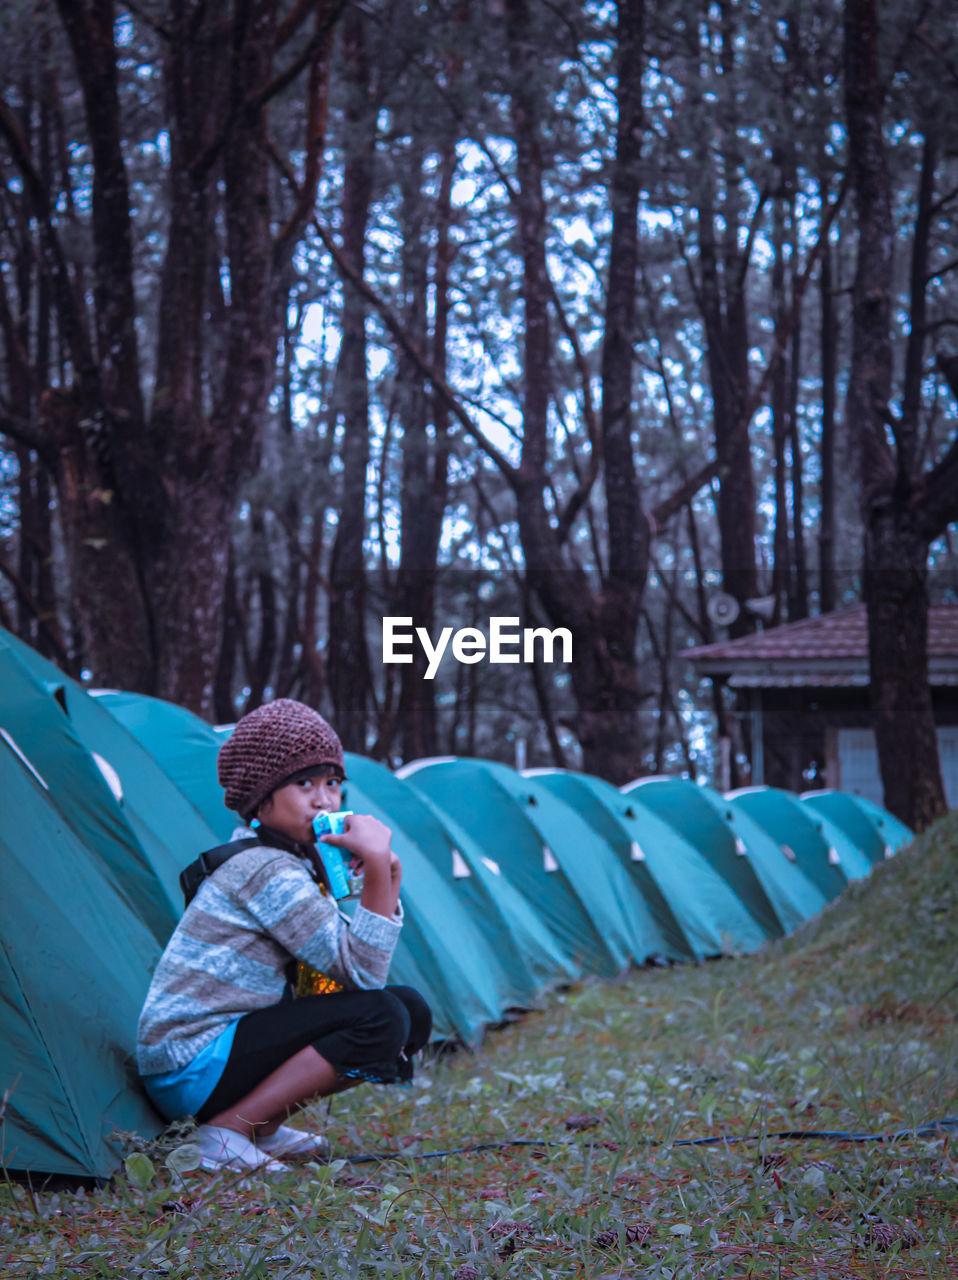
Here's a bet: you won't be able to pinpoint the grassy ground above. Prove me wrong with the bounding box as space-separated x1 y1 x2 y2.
3 814 957 1279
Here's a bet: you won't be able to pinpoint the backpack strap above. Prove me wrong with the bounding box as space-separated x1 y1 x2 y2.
179 837 262 908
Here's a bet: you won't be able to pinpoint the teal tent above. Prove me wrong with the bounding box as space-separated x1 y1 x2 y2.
0 639 180 943
527 769 768 957
0 630 220 929
695 786 829 930
90 689 235 842
799 790 912 863
338 755 523 1043
775 795 879 882
349 756 576 1007
399 758 668 974
623 777 827 936
839 794 913 850
726 786 871 895
0 734 163 1179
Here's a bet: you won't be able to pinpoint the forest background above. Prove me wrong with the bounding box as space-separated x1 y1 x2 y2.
1 0 957 832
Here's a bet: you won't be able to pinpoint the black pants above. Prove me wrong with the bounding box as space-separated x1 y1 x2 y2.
196 985 431 1122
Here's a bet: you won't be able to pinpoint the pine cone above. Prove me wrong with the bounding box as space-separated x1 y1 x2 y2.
864 1220 920 1251
594 1222 655 1249
565 1112 603 1131
488 1218 534 1239
453 1266 481 1280
625 1222 655 1245
159 1199 193 1215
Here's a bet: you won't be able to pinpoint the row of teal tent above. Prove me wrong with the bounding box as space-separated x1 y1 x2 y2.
0 626 913 1179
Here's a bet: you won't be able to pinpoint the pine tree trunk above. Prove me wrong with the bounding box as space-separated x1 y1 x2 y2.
592 0 651 778
328 11 375 748
393 141 446 763
771 192 791 625
690 11 757 631
844 0 946 829
863 524 944 828
505 0 649 784
818 216 837 613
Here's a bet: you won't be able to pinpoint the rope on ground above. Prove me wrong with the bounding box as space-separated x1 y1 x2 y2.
344 1116 958 1164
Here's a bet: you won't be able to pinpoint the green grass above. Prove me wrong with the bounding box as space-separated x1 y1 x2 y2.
4 814 957 1278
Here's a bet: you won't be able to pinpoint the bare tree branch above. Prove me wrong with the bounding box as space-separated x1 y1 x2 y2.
549 274 601 546
926 256 958 283
249 0 350 112
190 0 349 181
274 6 333 254
651 174 848 527
309 214 521 486
276 0 318 47
929 183 958 217
734 186 771 291
0 97 95 382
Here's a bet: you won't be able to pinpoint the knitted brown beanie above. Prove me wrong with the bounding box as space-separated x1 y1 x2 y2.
217 698 345 819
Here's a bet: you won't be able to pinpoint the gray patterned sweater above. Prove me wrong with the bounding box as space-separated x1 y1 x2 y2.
136 839 402 1076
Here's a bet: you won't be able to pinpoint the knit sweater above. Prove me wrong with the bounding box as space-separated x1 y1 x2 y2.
136 839 402 1076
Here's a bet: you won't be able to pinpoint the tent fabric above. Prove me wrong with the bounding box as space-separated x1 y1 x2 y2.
622 777 826 938
839 794 913 851
525 770 767 958
0 737 163 1179
786 803 877 883
1 631 220 929
691 785 828 933
89 690 236 843
347 756 577 1007
799 790 889 864
338 755 522 1044
800 790 913 862
487 762 672 967
726 786 872 894
399 758 670 974
0 642 180 944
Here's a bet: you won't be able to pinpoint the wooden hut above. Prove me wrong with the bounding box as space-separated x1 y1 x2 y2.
683 604 958 802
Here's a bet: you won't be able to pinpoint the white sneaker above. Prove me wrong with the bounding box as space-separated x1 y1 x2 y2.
196 1123 289 1174
255 1124 331 1161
